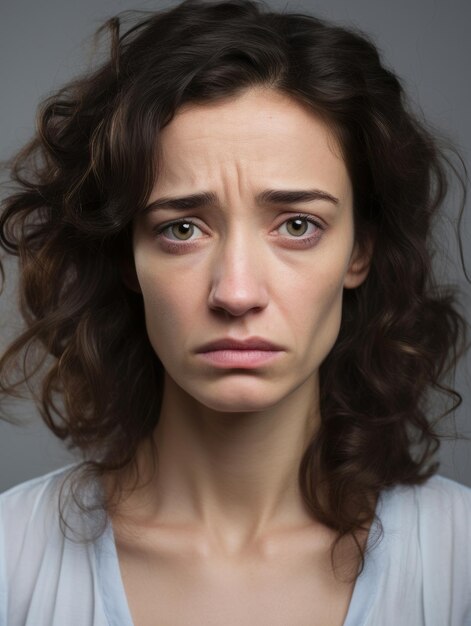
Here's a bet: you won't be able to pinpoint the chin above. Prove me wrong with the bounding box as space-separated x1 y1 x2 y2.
185 380 288 414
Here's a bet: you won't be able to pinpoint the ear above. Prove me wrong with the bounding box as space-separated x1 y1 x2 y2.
120 256 142 294
343 232 375 289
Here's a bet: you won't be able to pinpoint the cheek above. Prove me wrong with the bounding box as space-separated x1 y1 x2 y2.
136 264 203 356
289 261 347 359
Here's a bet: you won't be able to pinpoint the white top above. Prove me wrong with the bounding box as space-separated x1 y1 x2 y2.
1 465 470 626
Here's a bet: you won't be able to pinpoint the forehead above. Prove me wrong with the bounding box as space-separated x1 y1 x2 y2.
155 88 348 193
168 88 332 134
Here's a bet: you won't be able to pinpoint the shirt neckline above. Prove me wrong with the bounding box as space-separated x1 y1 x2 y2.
341 487 392 626
96 486 393 626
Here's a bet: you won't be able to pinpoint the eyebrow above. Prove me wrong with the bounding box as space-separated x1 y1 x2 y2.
142 188 339 213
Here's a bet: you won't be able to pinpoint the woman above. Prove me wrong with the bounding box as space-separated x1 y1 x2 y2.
0 0 470 624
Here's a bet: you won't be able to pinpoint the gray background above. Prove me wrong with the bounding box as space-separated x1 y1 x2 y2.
1 0 470 492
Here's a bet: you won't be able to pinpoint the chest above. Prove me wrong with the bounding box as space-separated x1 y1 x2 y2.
116 540 357 626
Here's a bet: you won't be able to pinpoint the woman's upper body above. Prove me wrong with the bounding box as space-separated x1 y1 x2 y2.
1 464 470 626
1 1 470 625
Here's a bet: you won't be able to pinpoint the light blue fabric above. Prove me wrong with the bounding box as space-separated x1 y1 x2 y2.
1 464 470 625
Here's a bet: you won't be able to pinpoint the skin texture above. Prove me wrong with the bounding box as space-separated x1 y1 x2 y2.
116 86 374 625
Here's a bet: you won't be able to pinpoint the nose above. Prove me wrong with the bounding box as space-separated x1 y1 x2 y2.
208 228 269 317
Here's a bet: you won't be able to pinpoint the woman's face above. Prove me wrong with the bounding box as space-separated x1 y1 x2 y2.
131 88 371 412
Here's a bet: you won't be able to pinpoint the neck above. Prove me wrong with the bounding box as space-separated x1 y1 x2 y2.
112 371 322 555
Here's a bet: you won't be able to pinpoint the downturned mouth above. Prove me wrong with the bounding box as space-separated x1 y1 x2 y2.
196 336 284 352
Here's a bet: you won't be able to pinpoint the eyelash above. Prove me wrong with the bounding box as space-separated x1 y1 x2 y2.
152 214 325 251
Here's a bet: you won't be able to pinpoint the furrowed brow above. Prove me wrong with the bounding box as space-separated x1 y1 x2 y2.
142 188 339 213
143 191 218 213
256 189 339 206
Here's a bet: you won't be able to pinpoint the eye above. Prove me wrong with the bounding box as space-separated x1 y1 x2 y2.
278 215 323 238
155 220 204 241
152 214 325 247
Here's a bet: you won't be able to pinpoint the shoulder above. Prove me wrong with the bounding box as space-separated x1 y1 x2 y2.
367 474 471 625
412 474 471 566
0 464 81 547
413 472 471 506
0 462 106 551
0 464 81 567
385 473 471 530
0 464 78 517
379 473 471 553
0 464 108 626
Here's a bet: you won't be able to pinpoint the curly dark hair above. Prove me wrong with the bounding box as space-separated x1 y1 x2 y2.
0 0 469 582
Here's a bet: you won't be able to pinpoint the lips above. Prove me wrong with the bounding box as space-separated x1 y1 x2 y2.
196 336 284 353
